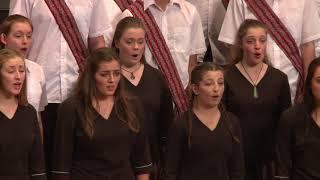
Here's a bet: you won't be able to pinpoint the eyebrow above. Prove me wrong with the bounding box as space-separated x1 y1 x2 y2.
99 69 120 72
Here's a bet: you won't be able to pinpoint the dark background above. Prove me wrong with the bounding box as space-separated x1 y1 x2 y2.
0 1 9 22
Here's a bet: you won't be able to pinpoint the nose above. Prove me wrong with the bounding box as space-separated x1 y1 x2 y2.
14 71 23 80
212 83 219 92
108 74 115 82
255 40 261 49
133 42 139 49
21 35 29 44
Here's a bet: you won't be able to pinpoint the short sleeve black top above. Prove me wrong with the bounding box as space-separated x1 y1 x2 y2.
163 110 244 180
275 104 320 180
0 104 46 180
51 98 152 180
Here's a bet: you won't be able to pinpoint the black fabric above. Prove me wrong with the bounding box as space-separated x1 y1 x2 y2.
163 111 244 180
223 65 292 180
123 64 174 163
41 103 59 179
51 98 152 180
275 104 320 180
0 104 46 180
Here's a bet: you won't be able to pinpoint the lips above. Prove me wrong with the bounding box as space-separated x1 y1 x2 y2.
106 85 116 91
211 95 220 100
254 53 262 58
12 82 22 89
20 47 28 52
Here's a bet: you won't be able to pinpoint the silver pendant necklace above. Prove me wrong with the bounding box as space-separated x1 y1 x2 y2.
121 63 142 80
240 62 264 99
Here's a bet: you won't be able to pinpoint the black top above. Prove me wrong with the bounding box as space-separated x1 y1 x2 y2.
163 110 244 180
0 104 46 180
51 98 152 180
223 65 291 166
123 64 174 162
275 104 320 180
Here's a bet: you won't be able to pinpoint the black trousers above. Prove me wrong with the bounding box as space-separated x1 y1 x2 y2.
41 103 59 180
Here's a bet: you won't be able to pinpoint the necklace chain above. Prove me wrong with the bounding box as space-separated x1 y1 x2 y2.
121 63 142 80
240 62 264 85
240 62 264 98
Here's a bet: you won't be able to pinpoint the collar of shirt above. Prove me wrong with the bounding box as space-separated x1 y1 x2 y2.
144 0 181 11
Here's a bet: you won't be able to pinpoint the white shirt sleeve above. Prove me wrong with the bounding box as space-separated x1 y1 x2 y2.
9 0 32 17
38 67 48 112
89 0 122 38
189 7 207 57
301 0 320 44
218 0 246 45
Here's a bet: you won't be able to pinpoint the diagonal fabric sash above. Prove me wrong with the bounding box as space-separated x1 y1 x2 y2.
127 0 189 113
244 0 304 102
114 0 133 11
44 0 88 72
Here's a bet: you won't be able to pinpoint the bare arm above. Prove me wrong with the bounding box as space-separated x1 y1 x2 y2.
300 41 315 79
136 174 149 180
88 36 105 52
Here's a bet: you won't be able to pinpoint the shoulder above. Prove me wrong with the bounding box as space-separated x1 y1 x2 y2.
224 65 237 79
280 103 307 126
176 0 199 17
222 111 241 128
174 111 190 129
25 59 44 74
59 97 81 113
144 64 162 77
20 103 37 114
177 0 197 10
268 66 288 80
18 104 37 120
144 64 167 85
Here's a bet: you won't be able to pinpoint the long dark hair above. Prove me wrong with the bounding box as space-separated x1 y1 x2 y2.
303 57 320 113
232 19 269 64
186 62 239 148
301 57 320 138
74 47 139 138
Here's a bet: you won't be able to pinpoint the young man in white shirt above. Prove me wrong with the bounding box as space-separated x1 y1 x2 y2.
186 0 229 65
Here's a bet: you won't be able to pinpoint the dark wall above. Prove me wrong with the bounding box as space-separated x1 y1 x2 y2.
0 0 9 22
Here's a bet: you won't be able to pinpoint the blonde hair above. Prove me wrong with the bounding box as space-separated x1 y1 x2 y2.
0 48 27 105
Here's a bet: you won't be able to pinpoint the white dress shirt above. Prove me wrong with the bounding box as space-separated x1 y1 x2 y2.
315 0 320 57
25 59 48 112
219 0 320 101
120 0 206 88
186 0 229 65
10 0 118 103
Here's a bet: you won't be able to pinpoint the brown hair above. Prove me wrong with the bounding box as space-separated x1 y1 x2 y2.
303 57 320 112
112 17 146 63
186 62 239 147
232 19 269 64
0 14 33 48
74 47 139 138
0 48 27 105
